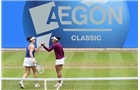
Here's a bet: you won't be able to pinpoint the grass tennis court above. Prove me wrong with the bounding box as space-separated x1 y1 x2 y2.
1 50 138 90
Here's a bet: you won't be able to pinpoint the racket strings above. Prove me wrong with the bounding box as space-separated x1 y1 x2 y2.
36 65 44 73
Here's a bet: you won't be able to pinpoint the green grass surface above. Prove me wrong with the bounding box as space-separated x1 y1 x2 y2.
1 50 138 90
2 80 138 90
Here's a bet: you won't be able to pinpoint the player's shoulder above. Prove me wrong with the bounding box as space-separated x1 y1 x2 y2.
55 42 63 48
29 44 35 48
55 42 61 46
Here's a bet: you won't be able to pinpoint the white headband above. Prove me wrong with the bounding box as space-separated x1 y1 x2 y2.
51 37 58 41
30 37 36 41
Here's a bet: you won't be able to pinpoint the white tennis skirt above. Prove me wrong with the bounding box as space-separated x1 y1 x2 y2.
23 57 36 67
55 57 66 65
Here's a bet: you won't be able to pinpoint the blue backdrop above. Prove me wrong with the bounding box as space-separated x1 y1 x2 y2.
2 0 138 48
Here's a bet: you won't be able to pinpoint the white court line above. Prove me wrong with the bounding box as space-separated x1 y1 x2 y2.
2 66 137 69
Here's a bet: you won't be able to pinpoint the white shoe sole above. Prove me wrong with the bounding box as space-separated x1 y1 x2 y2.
35 86 40 88
54 84 62 87
19 82 25 89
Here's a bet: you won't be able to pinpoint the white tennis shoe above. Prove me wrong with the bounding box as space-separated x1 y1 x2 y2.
19 81 25 89
54 83 62 87
61 81 63 85
54 81 63 87
35 83 40 88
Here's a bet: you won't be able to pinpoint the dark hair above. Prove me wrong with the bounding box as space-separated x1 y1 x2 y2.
27 36 32 42
55 36 61 41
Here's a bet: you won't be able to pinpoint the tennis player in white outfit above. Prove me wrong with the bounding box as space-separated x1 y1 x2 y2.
41 36 65 87
19 36 41 89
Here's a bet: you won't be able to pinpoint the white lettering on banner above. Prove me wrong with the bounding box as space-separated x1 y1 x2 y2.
90 6 106 25
72 6 87 25
59 6 72 24
108 6 122 24
71 35 101 41
29 2 122 34
58 6 122 25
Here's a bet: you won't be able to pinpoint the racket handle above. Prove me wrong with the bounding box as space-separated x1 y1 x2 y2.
34 63 37 66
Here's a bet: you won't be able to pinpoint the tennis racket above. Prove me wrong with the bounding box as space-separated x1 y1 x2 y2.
56 85 61 90
34 63 44 73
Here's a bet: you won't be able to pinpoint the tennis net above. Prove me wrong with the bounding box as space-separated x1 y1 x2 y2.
1 77 138 90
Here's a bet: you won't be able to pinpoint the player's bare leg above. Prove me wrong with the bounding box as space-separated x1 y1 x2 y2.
31 66 40 88
54 65 63 87
60 65 63 71
56 65 62 83
19 67 30 88
22 67 30 79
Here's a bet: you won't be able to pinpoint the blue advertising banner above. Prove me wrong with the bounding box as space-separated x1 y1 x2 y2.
2 0 138 48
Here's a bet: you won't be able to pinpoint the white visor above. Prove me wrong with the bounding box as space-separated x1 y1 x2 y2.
51 37 58 41
30 37 36 41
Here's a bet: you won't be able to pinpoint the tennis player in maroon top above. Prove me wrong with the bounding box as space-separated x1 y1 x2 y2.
41 36 65 87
